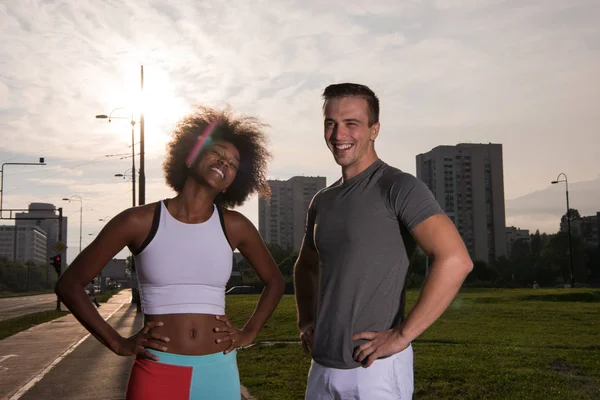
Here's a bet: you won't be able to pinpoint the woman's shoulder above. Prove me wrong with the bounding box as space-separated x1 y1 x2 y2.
219 207 258 248
108 201 162 234
220 207 252 229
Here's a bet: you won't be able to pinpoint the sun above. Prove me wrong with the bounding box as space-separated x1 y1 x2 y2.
99 63 191 155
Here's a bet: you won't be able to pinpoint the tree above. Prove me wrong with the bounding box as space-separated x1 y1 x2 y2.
466 260 499 283
266 243 292 265
126 255 135 278
510 238 530 261
540 231 585 284
561 208 581 224
531 230 542 256
278 253 299 281
584 247 600 283
406 250 426 288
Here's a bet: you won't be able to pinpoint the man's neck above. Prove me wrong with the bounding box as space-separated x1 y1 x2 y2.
341 153 379 182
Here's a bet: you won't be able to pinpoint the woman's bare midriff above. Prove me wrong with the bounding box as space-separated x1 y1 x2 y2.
145 313 231 355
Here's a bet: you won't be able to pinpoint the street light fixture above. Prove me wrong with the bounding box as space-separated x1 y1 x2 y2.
97 109 137 208
96 65 145 207
114 168 137 208
63 195 83 255
551 173 574 288
96 65 144 311
0 158 47 217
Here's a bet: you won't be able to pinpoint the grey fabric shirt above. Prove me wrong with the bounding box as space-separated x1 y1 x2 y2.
305 159 444 369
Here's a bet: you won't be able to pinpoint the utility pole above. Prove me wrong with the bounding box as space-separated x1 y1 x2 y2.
139 65 145 206
133 64 145 312
56 207 63 311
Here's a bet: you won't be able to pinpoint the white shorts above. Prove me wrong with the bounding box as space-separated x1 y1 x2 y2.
305 344 414 399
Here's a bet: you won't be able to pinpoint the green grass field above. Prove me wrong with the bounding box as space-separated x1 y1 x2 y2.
0 290 54 298
226 289 600 399
0 290 119 341
0 310 70 340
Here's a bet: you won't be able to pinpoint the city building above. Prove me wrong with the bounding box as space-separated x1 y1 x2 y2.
416 143 507 263
259 176 326 252
100 258 128 290
0 225 48 264
561 212 599 249
506 226 530 258
15 203 68 270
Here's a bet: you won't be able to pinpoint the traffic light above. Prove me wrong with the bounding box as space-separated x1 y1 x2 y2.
50 254 61 275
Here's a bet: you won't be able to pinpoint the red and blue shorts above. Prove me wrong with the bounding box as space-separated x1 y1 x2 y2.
125 349 240 400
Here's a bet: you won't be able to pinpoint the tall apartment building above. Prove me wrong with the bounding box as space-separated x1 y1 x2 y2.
0 225 48 264
15 203 68 269
416 143 507 263
259 176 326 252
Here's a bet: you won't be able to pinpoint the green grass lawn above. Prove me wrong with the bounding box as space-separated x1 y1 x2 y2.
0 310 69 340
96 289 120 303
0 290 54 298
226 288 600 399
0 290 118 341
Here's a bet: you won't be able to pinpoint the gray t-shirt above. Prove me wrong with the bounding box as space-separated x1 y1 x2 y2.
305 159 444 369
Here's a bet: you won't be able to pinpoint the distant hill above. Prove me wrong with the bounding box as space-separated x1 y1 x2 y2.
505 178 600 234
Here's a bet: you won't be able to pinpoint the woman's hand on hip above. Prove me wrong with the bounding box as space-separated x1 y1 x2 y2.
214 315 256 354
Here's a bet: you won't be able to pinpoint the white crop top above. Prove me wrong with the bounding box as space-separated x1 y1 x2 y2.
134 200 233 315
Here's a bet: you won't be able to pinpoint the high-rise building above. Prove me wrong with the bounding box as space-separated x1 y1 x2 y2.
15 203 68 269
416 143 506 263
259 176 326 252
0 225 48 264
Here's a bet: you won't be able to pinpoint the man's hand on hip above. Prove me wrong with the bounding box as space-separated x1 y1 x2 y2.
352 328 410 367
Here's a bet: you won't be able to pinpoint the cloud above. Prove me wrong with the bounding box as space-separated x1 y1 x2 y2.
1 0 599 261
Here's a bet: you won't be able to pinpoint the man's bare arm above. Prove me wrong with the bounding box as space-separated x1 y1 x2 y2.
353 213 472 366
396 213 473 342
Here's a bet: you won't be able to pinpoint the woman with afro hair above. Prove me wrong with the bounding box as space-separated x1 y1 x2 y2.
56 105 285 399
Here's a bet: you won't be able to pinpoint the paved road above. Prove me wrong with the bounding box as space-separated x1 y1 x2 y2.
0 290 254 400
0 294 57 321
0 291 132 400
20 303 141 400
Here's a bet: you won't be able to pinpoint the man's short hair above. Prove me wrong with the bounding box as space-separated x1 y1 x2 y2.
322 83 380 126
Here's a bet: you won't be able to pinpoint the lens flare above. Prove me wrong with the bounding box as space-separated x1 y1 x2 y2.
185 119 220 168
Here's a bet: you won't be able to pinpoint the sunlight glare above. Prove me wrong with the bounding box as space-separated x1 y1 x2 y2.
99 62 191 156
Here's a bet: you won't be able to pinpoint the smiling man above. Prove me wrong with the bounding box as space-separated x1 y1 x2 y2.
294 83 474 399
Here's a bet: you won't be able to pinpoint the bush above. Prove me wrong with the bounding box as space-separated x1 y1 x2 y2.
0 259 57 293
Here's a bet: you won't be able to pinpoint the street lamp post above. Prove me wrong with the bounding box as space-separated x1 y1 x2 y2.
114 169 137 208
551 173 574 288
96 64 145 206
63 195 83 255
95 65 144 310
139 65 146 206
0 158 47 262
0 158 47 217
96 109 136 207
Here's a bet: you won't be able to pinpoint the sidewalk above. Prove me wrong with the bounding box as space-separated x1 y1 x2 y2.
0 290 255 400
0 290 131 400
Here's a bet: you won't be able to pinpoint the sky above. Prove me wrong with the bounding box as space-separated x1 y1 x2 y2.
1 0 599 263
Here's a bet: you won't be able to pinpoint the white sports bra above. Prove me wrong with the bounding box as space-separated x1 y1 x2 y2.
134 200 233 315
